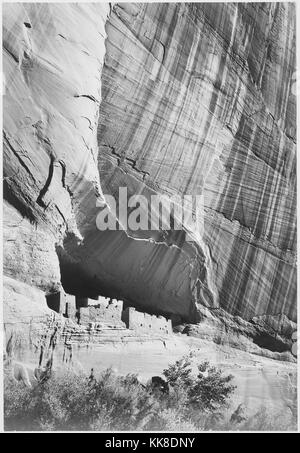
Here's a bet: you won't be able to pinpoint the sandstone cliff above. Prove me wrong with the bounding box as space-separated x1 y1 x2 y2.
3 3 296 350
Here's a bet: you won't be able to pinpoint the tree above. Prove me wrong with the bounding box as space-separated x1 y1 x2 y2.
163 356 236 412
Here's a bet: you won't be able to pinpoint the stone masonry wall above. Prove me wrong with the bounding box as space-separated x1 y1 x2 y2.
122 307 172 335
79 298 124 327
46 291 76 320
47 292 172 335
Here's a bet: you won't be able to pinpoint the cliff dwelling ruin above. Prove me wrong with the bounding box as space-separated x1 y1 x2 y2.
2 2 297 432
46 290 173 336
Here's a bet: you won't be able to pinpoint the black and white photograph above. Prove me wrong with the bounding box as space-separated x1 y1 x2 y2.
1 0 298 433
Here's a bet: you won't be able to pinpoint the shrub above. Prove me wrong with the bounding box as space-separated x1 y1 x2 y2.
4 368 158 431
147 408 198 431
4 355 236 431
163 355 236 413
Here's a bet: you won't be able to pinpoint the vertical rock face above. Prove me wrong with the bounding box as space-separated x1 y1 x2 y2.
3 3 109 292
3 3 296 341
97 2 296 327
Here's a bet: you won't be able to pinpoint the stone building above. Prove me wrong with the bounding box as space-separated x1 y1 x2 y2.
77 297 125 327
65 295 76 321
46 292 172 335
46 291 66 314
46 291 76 320
122 307 172 335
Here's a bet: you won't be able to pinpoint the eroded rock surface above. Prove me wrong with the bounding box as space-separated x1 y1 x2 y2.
3 2 109 290
3 3 296 350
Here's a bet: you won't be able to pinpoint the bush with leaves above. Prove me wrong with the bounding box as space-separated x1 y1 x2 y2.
5 369 159 431
4 355 237 431
163 355 236 413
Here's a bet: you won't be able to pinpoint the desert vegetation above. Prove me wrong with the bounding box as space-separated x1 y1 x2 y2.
4 353 297 431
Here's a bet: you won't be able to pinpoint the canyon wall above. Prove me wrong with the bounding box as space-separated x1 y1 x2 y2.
3 3 296 347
